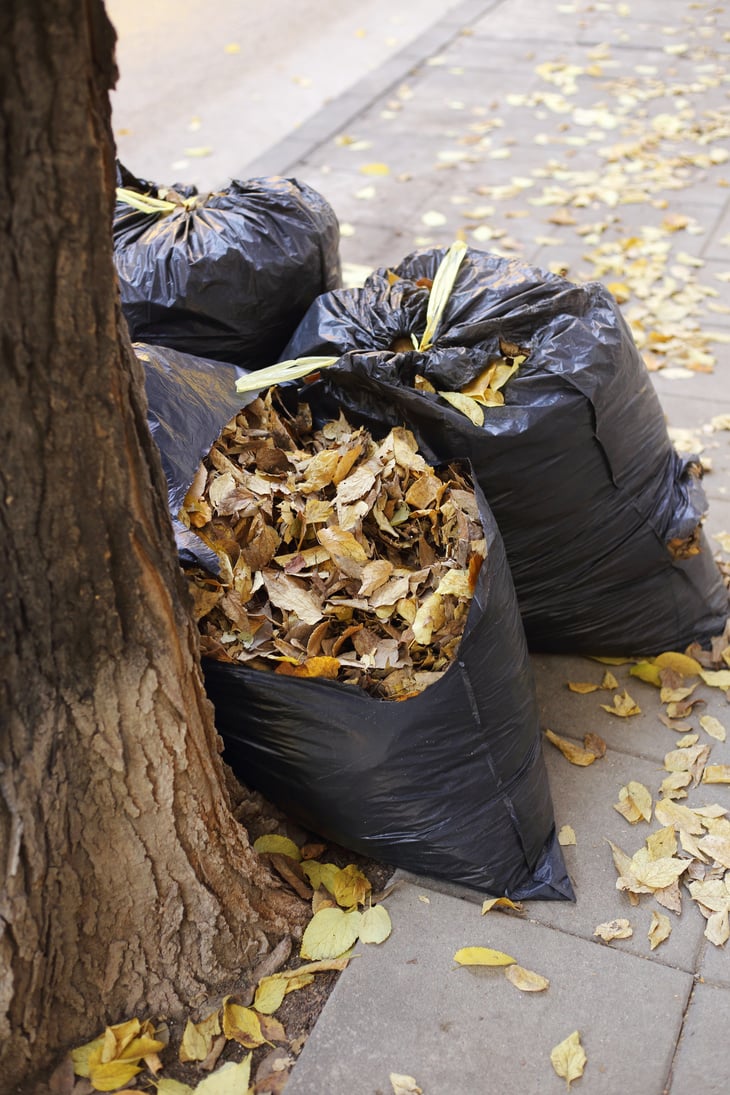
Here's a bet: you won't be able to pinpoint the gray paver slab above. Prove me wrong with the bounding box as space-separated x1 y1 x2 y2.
698 928 730 989
285 882 693 1095
668 982 730 1094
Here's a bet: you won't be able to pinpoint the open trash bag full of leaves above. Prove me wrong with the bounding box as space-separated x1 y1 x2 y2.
113 162 341 368
280 243 728 655
138 342 573 900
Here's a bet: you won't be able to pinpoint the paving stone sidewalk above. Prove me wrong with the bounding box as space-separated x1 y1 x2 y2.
242 1 730 1091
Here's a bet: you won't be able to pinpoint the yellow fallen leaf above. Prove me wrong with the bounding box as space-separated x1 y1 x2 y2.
600 690 641 717
660 684 697 704
629 662 662 687
333 864 372 908
705 908 730 946
613 781 652 824
544 729 597 766
601 670 619 690
504 964 549 992
655 798 705 835
675 734 699 748
157 1080 195 1095
591 656 630 665
697 833 730 869
700 716 727 742
179 1010 221 1063
390 1075 423 1095
300 861 340 893
358 904 392 944
550 1030 587 1090
453 946 516 966
253 834 301 861
193 1057 252 1094
653 652 702 676
481 897 524 914
567 681 600 694
71 1035 105 1078
649 911 672 950
699 670 730 690
558 825 577 846
252 976 289 1016
593 918 632 942
88 1062 142 1092
660 772 691 800
360 162 391 176
221 1001 266 1049
437 390 485 426
703 765 730 784
629 848 688 889
412 591 445 645
647 826 678 860
300 907 362 960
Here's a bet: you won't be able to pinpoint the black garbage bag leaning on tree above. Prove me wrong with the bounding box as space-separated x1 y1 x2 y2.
113 162 341 368
280 243 728 655
137 341 574 901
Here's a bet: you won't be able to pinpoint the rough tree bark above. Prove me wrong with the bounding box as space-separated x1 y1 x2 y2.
0 2 304 1087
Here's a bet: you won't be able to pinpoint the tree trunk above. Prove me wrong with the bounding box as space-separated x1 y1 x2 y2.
0 2 304 1086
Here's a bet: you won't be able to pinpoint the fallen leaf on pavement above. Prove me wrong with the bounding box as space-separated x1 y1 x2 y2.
550 1031 587 1089
481 897 524 915
648 911 672 950
300 907 362 960
390 1075 423 1095
504 964 549 991
558 825 577 845
453 946 516 966
600 690 641 717
613 781 652 824
700 715 726 742
358 904 392 944
544 729 599 766
593 918 633 942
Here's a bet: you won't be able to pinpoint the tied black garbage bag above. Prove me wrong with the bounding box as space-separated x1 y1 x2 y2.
137 341 573 900
114 162 341 368
282 245 728 655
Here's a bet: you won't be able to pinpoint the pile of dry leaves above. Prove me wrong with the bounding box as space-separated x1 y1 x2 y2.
180 388 485 699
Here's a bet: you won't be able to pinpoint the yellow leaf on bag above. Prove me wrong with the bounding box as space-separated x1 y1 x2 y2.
504 964 549 992
437 390 485 426
700 716 727 742
653 652 702 677
221 1001 266 1049
358 904 392 944
593 918 632 942
567 681 600 694
193 1057 252 1095
600 690 641 717
647 826 678 860
703 765 730 784
649 911 672 950
300 907 362 960
88 1062 142 1092
544 729 597 766
454 946 516 967
253 835 302 862
558 825 577 845
179 1010 221 1062
333 865 372 908
550 1031 587 1089
629 662 662 687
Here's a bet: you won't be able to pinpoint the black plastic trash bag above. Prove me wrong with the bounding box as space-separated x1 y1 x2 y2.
282 246 728 655
137 342 573 900
114 162 341 368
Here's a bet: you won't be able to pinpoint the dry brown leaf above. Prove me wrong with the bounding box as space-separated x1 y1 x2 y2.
704 907 730 946
613 782 652 824
703 766 730 785
583 733 607 758
700 715 727 742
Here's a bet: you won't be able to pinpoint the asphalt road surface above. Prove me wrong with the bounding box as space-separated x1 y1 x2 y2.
107 0 462 191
